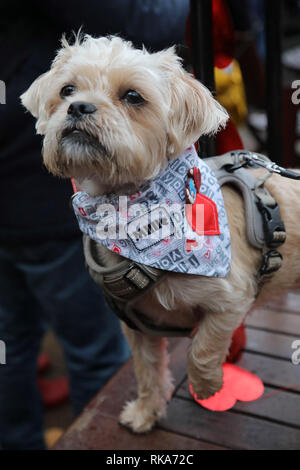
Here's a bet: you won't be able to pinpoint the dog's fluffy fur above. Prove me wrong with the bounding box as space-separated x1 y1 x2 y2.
22 35 300 433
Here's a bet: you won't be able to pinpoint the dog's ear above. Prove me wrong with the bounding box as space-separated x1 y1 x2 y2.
20 70 55 135
155 48 228 158
21 36 74 135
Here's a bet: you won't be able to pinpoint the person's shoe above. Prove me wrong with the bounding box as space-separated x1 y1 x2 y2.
38 377 70 407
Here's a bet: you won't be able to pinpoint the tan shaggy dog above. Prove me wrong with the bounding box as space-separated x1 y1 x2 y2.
21 35 300 433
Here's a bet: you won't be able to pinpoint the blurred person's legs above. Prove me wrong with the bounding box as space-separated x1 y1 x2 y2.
25 236 131 416
0 237 130 449
0 245 46 450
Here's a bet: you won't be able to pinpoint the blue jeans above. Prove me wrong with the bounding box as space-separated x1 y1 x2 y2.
0 236 130 450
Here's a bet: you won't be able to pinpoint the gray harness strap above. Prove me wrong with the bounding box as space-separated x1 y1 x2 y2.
206 151 286 281
206 152 286 248
83 150 286 337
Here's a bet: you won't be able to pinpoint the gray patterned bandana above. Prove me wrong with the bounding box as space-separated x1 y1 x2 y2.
72 145 231 277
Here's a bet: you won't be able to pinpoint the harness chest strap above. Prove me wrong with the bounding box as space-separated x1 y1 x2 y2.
82 150 286 337
83 235 190 337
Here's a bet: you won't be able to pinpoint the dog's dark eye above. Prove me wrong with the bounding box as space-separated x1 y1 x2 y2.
122 90 145 106
60 85 76 98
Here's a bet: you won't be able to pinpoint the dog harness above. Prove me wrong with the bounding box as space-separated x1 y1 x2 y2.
72 149 290 337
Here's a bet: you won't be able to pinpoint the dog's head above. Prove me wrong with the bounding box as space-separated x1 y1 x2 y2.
21 35 228 191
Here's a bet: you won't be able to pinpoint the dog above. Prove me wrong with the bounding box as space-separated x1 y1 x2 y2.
21 34 300 433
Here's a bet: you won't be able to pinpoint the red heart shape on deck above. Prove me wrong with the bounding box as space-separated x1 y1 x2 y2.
189 363 264 412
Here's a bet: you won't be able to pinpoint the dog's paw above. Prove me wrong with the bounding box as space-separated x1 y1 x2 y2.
119 399 165 434
188 366 223 400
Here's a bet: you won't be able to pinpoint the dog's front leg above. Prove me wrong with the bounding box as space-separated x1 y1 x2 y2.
119 324 173 433
188 310 243 399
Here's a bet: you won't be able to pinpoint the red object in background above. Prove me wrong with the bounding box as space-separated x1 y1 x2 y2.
186 0 235 69
38 377 70 408
37 354 51 374
216 118 244 155
227 323 246 363
37 354 70 408
212 0 235 69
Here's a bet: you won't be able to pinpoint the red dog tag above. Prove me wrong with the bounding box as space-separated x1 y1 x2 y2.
185 167 220 236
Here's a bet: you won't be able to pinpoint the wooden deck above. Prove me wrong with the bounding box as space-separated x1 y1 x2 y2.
54 291 300 450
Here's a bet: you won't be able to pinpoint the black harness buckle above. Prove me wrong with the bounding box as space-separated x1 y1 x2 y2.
256 199 286 248
260 249 283 275
226 151 252 172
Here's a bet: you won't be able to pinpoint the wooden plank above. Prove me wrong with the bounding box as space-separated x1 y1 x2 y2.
236 352 300 390
231 387 300 428
159 397 300 449
54 338 191 450
263 291 300 314
246 308 300 336
80 338 189 421
54 412 225 450
244 328 299 359
177 382 300 429
84 359 138 420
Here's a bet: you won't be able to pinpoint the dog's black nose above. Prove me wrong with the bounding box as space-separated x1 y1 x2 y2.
67 101 97 118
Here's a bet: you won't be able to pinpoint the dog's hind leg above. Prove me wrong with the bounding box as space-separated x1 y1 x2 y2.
119 324 173 433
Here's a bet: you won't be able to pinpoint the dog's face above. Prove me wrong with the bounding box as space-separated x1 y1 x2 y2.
21 35 228 190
